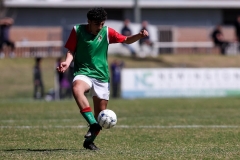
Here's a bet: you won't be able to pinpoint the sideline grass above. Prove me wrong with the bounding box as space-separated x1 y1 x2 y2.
1 54 240 99
1 98 240 159
1 54 240 159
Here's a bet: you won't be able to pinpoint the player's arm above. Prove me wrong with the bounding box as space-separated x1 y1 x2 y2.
64 50 74 66
57 27 77 73
124 29 149 44
108 27 148 44
56 51 74 73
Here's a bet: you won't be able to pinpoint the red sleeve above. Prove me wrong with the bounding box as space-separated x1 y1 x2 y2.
108 27 127 44
64 27 77 52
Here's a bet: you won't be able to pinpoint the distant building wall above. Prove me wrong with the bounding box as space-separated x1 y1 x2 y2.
4 0 240 27
10 27 62 41
7 8 223 27
141 9 222 26
7 8 89 26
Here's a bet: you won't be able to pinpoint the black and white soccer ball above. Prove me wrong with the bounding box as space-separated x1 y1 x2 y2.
97 109 117 129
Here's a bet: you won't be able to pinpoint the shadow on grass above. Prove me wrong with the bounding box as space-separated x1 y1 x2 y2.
3 148 87 152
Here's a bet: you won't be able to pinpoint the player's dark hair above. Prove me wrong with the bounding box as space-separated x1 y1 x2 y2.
87 7 107 22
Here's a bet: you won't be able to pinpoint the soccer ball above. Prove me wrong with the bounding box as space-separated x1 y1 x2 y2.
97 109 117 129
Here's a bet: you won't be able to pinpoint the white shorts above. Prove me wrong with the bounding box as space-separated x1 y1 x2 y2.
73 75 110 100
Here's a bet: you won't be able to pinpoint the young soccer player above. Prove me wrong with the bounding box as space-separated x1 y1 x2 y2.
57 7 149 150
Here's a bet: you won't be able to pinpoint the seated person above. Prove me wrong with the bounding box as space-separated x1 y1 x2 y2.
139 21 153 50
211 25 229 55
234 15 240 52
0 17 15 58
121 19 136 57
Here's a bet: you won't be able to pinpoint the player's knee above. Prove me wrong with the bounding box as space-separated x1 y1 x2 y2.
72 81 88 94
72 83 80 92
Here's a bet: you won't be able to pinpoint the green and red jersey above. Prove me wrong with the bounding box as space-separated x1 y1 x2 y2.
65 25 126 82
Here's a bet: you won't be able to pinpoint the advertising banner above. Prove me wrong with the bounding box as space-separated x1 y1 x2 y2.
121 68 240 98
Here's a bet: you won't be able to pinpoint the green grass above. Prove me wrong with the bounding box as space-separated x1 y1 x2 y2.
1 98 240 159
1 55 240 159
1 54 240 99
0 58 55 99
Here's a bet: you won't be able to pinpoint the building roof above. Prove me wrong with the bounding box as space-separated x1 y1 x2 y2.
4 0 240 8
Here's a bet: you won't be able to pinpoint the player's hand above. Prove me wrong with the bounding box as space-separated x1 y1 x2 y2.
139 29 149 38
56 61 69 73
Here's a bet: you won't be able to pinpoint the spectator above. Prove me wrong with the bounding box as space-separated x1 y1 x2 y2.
0 17 15 58
60 72 72 99
121 19 136 57
56 57 72 99
234 15 240 52
68 61 74 87
66 61 74 99
110 59 124 98
56 57 64 99
33 57 44 99
139 20 155 57
211 25 229 55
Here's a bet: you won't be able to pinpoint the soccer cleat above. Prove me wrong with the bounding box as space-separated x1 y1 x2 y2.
84 123 102 138
83 140 99 150
84 129 91 138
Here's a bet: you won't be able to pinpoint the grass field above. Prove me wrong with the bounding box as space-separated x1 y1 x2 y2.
1 54 240 159
1 98 240 159
1 54 240 99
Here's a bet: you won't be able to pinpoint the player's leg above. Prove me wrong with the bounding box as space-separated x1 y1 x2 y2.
83 79 109 150
72 76 98 126
112 82 117 98
73 76 102 151
0 41 5 58
33 82 38 99
39 80 44 99
93 96 108 121
5 40 15 57
84 97 108 135
72 80 90 109
83 96 108 150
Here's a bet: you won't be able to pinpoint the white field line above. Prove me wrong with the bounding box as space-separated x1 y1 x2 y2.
0 125 239 129
0 119 77 123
